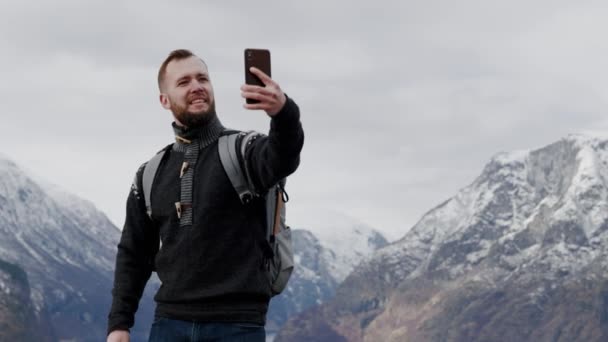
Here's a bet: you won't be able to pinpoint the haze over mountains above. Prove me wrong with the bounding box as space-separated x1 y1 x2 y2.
4 134 608 341
267 212 389 337
0 155 387 341
276 134 608 342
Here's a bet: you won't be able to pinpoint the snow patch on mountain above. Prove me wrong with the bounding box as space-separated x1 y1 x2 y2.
356 133 608 288
492 149 530 165
293 209 388 282
275 133 608 342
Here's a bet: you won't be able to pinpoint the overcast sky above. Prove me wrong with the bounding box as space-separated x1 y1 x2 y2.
2 0 608 240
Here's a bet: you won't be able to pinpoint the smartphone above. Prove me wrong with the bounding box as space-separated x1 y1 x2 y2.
244 48 271 104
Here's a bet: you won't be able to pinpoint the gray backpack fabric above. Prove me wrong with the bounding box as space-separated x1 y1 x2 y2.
141 131 294 296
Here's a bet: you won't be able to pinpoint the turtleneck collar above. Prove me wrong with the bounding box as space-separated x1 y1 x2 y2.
171 115 225 152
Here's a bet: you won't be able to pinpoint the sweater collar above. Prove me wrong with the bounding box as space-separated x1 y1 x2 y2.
172 115 225 151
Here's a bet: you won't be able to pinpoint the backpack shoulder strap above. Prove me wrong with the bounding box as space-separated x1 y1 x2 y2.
142 144 172 218
219 130 292 277
218 130 260 204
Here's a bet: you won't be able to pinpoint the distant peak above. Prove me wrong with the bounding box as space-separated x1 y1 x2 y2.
562 132 607 148
0 153 19 172
488 133 608 168
294 208 378 234
490 149 529 165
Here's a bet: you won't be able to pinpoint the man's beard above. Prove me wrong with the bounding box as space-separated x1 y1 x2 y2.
171 99 217 129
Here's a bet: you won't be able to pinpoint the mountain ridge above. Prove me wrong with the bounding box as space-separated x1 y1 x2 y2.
277 134 608 341
0 155 157 341
0 155 388 341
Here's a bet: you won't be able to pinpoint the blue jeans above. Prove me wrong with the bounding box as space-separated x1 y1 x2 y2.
148 317 265 342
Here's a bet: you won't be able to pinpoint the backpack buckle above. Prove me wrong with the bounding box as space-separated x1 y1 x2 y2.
242 193 253 204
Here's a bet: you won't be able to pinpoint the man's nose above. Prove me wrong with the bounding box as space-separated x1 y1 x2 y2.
190 79 204 91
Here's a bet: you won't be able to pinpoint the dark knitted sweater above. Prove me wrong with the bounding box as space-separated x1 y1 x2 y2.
107 97 304 334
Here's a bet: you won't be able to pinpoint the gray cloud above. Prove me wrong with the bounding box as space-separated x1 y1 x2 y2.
1 1 608 240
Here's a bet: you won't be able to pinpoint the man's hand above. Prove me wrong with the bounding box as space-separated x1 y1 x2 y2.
241 67 287 117
107 330 129 342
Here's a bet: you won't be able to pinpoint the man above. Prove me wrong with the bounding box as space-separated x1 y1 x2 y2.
107 49 304 342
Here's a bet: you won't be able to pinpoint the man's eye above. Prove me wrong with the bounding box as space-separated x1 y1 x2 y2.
178 81 188 86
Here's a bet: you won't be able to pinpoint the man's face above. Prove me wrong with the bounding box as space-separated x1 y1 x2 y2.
160 56 216 128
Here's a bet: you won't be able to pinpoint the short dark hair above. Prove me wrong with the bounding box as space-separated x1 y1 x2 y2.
157 49 206 91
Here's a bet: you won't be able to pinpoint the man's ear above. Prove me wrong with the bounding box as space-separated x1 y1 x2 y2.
159 93 171 110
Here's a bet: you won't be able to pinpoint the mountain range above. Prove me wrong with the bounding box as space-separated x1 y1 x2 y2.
0 156 156 341
276 134 608 342
0 155 387 341
267 211 388 337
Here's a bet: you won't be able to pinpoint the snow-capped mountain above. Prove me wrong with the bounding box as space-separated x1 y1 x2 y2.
277 134 608 342
267 211 388 336
294 210 390 283
0 155 156 341
0 155 387 341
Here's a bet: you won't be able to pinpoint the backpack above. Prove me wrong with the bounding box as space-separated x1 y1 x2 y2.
140 130 294 296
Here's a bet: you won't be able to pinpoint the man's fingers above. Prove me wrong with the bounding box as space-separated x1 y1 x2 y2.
240 84 275 97
241 91 276 104
241 84 280 103
243 102 273 111
240 76 285 115
249 67 274 86
243 103 263 110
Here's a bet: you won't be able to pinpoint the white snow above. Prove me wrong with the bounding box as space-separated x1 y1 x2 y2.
363 133 608 289
294 208 387 282
0 154 121 319
0 278 9 295
492 149 529 165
